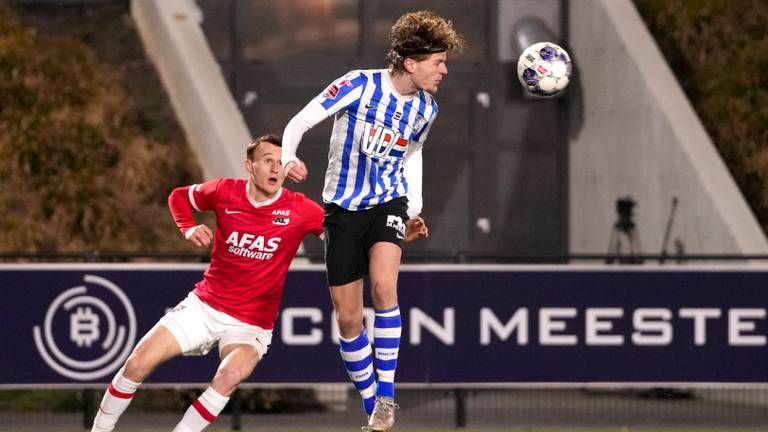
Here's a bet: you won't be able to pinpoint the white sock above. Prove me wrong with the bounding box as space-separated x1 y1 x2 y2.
172 387 230 432
91 371 141 432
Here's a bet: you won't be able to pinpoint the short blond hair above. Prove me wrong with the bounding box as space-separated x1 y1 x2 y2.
386 10 465 73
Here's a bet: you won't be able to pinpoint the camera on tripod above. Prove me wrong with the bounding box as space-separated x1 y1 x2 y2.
607 196 643 264
615 197 636 233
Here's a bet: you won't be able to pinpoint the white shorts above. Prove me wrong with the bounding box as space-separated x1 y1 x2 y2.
159 292 272 359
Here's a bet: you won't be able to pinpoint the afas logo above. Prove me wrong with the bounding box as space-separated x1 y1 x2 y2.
272 209 290 225
225 231 281 260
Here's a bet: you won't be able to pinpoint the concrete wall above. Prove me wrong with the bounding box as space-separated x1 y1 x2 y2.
131 0 250 180
131 0 314 259
567 0 768 255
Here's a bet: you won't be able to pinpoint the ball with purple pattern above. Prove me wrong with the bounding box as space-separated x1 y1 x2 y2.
517 41 572 97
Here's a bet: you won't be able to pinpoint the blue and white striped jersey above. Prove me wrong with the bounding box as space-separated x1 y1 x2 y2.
313 69 437 213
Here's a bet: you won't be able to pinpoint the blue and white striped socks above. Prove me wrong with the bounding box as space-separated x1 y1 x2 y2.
374 305 402 399
339 327 376 414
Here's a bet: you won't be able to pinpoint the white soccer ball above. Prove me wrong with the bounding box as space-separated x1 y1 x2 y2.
517 42 572 97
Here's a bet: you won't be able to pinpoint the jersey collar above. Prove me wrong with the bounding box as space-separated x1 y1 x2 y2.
245 181 283 208
384 69 416 101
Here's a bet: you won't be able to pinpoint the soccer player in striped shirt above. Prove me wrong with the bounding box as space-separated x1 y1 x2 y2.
281 10 465 432
90 135 324 432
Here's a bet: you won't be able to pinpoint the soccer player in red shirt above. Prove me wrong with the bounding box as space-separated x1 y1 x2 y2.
90 134 324 432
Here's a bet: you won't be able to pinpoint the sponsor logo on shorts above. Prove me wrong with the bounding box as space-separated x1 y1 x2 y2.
386 215 406 240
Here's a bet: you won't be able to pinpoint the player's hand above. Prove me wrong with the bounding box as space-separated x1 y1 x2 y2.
284 159 308 183
405 216 429 242
184 224 213 248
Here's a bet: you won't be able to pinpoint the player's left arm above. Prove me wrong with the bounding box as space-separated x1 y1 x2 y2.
405 216 429 242
403 112 436 219
403 142 423 219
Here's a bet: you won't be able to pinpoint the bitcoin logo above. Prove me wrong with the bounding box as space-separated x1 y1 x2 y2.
33 274 137 381
70 307 100 347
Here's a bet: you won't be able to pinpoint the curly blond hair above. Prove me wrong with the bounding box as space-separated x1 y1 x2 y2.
386 10 466 73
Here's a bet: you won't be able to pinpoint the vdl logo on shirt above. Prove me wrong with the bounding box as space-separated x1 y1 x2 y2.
386 215 406 240
362 124 408 160
225 231 282 260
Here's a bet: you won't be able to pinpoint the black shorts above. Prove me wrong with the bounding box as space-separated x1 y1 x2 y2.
323 197 409 286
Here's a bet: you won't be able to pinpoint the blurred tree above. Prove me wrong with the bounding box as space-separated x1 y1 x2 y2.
0 3 206 253
634 0 768 233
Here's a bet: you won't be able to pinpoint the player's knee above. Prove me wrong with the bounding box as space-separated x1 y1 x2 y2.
213 366 245 394
123 352 154 382
335 308 364 335
370 282 397 308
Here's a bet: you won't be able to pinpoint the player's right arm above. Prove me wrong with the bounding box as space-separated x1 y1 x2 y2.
167 180 221 248
281 71 366 183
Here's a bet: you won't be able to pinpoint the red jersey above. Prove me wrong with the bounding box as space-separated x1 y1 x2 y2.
168 178 323 329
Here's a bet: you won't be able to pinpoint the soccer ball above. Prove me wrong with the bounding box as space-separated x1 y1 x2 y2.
517 42 572 97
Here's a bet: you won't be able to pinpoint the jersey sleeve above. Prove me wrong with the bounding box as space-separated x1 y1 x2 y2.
168 186 196 235
403 103 437 218
300 196 325 237
281 99 329 167
413 99 438 145
313 70 366 117
281 71 367 168
188 179 221 212
403 141 424 219
167 179 222 236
